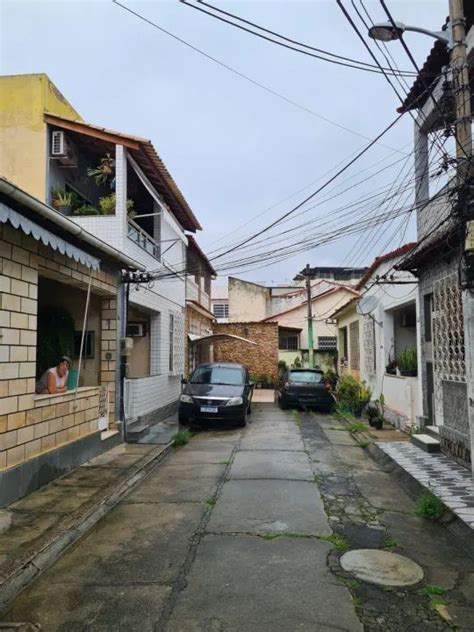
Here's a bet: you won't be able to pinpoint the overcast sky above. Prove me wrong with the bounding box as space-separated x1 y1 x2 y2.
1 0 448 283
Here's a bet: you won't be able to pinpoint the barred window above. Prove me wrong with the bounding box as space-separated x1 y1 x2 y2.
317 336 337 350
212 303 229 319
279 331 299 350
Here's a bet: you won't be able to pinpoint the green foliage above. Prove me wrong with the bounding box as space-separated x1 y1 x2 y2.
293 355 302 368
50 186 74 208
99 193 135 218
37 306 75 378
173 430 192 447
420 585 446 597
349 421 368 434
324 369 338 390
397 346 418 372
318 533 350 551
383 537 398 550
335 377 372 416
206 498 217 506
87 153 115 186
415 493 447 520
73 204 100 216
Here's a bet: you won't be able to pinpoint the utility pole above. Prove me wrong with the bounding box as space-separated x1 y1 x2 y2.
305 264 314 368
449 0 473 265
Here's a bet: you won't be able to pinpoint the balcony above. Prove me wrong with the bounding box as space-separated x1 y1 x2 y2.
127 219 160 260
186 277 200 302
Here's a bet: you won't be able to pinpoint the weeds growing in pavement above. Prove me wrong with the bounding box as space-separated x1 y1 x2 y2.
420 585 446 597
338 578 359 590
206 498 217 506
173 430 192 447
318 533 350 551
415 493 448 521
349 421 368 433
259 532 313 540
383 537 398 550
358 440 371 448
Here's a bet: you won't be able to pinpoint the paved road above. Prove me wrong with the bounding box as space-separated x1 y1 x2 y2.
3 404 473 631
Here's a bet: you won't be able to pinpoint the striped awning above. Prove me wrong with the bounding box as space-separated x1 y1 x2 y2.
0 202 100 270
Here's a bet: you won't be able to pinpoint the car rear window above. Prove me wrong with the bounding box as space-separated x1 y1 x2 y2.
190 366 244 386
289 371 324 383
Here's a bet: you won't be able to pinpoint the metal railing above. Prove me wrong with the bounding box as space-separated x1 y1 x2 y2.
127 219 160 260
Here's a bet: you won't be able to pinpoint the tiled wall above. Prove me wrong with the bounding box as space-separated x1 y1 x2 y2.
0 222 118 472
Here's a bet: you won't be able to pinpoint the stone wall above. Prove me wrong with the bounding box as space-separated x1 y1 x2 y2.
0 222 118 473
213 322 278 381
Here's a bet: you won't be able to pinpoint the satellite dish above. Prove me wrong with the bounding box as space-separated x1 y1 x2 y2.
357 295 379 316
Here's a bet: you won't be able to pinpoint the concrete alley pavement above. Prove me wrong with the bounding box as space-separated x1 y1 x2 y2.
2 404 473 631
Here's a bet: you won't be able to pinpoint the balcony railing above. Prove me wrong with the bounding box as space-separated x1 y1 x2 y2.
127 219 160 260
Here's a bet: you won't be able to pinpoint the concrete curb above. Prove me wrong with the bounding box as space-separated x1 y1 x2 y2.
0 442 172 612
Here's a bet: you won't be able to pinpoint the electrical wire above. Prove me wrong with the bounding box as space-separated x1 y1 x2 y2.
180 0 418 76
111 0 406 153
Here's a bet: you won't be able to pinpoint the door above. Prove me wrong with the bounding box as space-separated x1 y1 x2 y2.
426 361 435 424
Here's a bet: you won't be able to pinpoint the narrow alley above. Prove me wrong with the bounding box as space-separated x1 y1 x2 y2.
2 404 473 631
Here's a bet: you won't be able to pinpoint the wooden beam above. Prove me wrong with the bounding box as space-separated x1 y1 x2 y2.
44 114 141 150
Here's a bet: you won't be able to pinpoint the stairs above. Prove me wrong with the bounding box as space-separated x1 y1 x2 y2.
126 423 150 443
411 425 441 453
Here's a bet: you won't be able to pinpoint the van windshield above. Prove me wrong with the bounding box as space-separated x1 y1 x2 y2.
289 371 324 383
191 366 244 386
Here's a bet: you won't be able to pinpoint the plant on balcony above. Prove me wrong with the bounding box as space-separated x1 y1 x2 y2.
87 153 115 187
397 347 418 377
73 204 100 216
50 186 75 215
99 193 136 218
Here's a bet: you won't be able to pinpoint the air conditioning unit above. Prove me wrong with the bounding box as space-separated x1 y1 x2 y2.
51 130 77 167
126 322 146 337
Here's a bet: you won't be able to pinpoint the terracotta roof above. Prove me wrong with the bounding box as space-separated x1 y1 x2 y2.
44 113 202 233
187 235 216 276
262 285 359 322
356 243 416 289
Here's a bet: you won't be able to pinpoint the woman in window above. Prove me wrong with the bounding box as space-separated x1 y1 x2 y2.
36 356 71 394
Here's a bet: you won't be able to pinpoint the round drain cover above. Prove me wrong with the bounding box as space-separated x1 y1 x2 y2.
340 549 424 586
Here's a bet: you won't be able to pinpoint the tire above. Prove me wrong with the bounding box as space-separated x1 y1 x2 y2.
178 412 189 425
247 401 252 415
237 412 247 427
279 398 288 410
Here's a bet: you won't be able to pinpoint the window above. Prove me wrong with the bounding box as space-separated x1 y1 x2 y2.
424 293 433 342
190 365 244 386
279 331 299 350
73 331 95 359
288 370 323 383
212 303 229 319
169 314 175 372
317 336 337 350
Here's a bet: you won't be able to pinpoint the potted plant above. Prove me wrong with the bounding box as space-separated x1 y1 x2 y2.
87 153 115 187
99 193 136 218
73 204 100 216
50 186 75 215
397 347 418 377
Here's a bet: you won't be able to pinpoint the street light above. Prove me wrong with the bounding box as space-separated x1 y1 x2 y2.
368 21 452 48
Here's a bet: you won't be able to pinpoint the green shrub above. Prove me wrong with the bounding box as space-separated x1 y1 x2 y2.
415 493 447 520
173 430 192 447
398 347 417 372
73 204 100 216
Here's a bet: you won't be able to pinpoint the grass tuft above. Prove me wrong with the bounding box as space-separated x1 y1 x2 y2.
260 532 313 540
338 577 359 590
318 533 350 551
206 498 217 506
415 493 448 521
173 430 192 447
349 421 369 433
383 536 398 550
420 585 446 597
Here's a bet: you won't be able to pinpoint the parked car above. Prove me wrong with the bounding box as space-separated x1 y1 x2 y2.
278 368 334 411
179 363 254 427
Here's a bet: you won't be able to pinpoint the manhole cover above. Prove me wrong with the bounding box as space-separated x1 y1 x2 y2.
340 549 424 586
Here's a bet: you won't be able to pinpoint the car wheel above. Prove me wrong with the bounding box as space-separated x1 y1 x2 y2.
237 412 247 427
247 401 252 415
279 398 288 410
178 412 189 425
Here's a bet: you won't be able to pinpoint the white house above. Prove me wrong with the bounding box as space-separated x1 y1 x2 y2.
355 244 420 431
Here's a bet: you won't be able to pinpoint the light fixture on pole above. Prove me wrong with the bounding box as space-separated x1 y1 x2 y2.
368 21 452 48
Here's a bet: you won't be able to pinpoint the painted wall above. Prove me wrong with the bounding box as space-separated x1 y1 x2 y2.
127 306 151 378
0 74 80 201
228 277 269 322
335 305 362 380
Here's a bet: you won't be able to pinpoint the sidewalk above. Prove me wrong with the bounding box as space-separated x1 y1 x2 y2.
0 441 171 610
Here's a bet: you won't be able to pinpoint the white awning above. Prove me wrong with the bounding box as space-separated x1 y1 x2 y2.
0 202 100 270
188 333 256 346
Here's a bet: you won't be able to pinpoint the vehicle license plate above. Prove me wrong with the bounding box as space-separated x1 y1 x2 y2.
201 406 218 413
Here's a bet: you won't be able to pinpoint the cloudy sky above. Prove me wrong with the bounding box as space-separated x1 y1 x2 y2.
1 1 448 283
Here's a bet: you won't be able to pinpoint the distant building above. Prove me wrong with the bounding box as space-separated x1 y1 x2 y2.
211 284 229 322
293 266 367 284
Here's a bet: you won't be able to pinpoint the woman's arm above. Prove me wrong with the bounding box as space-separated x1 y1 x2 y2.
46 371 67 394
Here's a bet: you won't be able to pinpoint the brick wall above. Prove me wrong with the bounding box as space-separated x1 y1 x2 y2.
0 222 119 472
213 322 278 381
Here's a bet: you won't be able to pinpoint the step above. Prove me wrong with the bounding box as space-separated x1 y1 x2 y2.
126 424 150 443
411 433 441 453
425 425 440 439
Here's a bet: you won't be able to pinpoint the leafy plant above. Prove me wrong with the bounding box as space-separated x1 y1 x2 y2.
335 375 361 406
87 153 115 186
324 369 338 391
349 421 368 433
383 536 398 550
420 585 446 597
293 355 302 368
206 498 217 506
397 347 418 372
359 382 372 401
415 493 447 520
50 186 74 209
98 193 135 218
37 306 75 378
173 430 192 447
73 204 100 216
318 533 350 551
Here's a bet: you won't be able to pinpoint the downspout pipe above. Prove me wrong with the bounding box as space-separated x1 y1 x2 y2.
0 178 145 272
